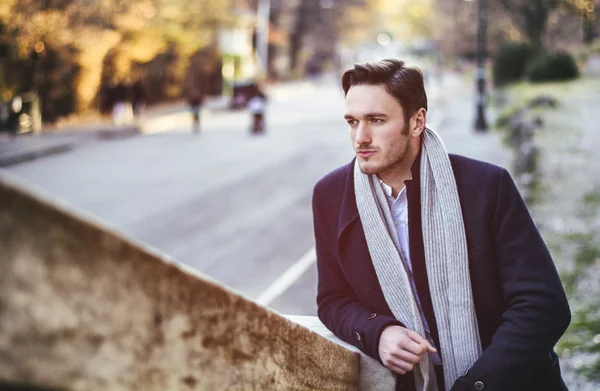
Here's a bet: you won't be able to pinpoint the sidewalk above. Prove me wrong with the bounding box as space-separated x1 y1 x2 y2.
433 72 512 170
0 126 138 167
0 95 231 167
0 133 74 167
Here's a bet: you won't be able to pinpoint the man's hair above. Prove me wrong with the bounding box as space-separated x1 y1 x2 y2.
341 59 427 122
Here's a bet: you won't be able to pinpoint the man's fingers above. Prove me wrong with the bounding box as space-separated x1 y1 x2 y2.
389 349 422 364
406 330 427 343
386 363 407 375
379 325 437 375
404 339 428 356
406 330 437 353
383 357 416 375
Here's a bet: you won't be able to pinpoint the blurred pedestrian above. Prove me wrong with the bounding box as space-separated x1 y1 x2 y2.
247 84 266 135
112 80 131 126
187 88 204 134
131 79 146 122
305 56 322 81
313 59 570 391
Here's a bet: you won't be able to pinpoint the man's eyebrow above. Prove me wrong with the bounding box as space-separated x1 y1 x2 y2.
365 112 388 118
344 112 388 120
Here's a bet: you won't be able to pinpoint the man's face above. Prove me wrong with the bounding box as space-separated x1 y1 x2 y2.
345 84 411 176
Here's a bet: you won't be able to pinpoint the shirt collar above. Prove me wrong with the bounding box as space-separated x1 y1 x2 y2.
378 179 408 200
379 179 393 197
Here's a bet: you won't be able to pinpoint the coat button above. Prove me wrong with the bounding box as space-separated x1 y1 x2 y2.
367 313 377 320
354 330 361 341
474 380 485 390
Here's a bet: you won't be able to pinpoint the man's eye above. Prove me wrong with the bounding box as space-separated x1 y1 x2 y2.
370 118 383 123
347 120 357 126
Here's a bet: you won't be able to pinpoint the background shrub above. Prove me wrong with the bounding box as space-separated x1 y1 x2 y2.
493 41 535 87
526 51 580 83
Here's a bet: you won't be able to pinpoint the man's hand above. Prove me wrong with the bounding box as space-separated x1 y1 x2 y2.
378 325 437 375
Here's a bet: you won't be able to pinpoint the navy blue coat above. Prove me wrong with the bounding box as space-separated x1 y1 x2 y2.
313 154 571 391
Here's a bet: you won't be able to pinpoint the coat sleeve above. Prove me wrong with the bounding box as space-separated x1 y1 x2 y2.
451 168 571 391
313 185 401 362
313 183 401 364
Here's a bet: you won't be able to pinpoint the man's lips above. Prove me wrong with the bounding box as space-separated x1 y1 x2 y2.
357 150 376 158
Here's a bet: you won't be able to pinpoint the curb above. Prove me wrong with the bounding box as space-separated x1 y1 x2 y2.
0 142 74 167
0 125 141 167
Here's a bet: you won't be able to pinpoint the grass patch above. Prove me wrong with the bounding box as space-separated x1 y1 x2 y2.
557 303 600 382
495 76 600 382
558 232 599 296
557 305 600 351
580 360 600 382
495 77 600 122
575 243 600 269
501 81 562 108
583 190 600 209
555 201 600 381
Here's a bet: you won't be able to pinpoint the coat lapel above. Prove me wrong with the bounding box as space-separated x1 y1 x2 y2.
337 159 360 243
335 161 393 313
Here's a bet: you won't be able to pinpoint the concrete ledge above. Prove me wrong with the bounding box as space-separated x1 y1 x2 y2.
285 315 396 391
0 173 359 390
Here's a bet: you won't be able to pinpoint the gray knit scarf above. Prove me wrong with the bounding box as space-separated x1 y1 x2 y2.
354 127 482 391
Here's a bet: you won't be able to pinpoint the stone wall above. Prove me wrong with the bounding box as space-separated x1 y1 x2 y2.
0 173 360 390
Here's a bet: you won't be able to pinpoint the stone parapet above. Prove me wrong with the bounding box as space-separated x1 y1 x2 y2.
0 173 360 390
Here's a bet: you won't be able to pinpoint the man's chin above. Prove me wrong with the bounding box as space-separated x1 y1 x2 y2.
358 160 380 175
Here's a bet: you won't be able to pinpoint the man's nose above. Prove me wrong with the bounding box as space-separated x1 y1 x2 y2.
354 123 371 145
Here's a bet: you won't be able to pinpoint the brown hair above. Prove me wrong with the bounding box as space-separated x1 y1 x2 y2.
341 59 427 122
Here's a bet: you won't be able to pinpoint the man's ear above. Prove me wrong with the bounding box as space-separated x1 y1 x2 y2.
411 108 427 137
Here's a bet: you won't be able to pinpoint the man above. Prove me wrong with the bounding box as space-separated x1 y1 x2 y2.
247 83 267 135
312 59 571 391
131 78 146 122
187 87 204 134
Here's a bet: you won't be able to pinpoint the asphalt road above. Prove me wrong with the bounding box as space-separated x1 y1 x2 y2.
6 77 355 316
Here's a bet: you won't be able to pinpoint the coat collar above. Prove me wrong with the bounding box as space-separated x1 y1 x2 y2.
337 145 422 241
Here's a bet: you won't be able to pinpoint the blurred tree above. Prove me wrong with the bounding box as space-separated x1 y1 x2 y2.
0 0 236 122
497 0 561 52
433 0 512 58
563 0 599 43
289 0 320 73
432 0 598 63
35 43 81 122
370 0 435 40
286 0 370 75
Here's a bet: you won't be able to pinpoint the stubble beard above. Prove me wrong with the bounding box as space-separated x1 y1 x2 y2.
358 126 411 176
359 140 409 175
